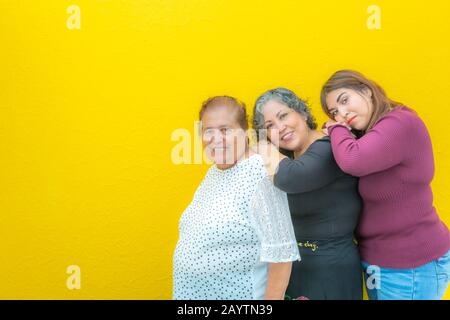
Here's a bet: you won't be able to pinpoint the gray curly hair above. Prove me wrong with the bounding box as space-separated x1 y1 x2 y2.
252 87 317 131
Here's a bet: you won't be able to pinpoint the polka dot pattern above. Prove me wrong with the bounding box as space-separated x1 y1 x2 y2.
172 154 299 300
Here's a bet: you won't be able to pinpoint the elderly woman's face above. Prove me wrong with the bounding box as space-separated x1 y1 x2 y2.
260 99 310 151
201 105 247 169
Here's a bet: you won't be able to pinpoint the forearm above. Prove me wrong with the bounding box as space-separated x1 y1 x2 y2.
328 122 404 176
264 262 292 300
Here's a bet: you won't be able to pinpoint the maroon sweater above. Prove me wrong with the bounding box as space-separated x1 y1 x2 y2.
328 106 449 268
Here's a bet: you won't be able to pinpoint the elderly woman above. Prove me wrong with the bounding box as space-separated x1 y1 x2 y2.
172 96 300 300
252 88 363 300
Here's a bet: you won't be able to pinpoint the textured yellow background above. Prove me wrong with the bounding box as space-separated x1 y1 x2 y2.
0 0 449 299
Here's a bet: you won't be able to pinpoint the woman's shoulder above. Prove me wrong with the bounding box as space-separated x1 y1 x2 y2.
237 153 267 179
376 106 420 127
304 136 333 157
368 106 430 140
313 135 331 145
306 135 349 174
241 152 264 167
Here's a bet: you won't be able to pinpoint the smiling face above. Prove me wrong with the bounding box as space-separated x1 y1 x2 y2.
325 87 374 131
201 105 247 169
260 99 310 151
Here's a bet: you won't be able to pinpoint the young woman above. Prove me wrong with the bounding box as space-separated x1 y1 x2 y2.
321 69 450 300
252 88 363 300
172 96 300 300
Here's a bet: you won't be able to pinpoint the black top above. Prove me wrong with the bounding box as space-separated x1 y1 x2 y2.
274 136 363 300
274 136 361 240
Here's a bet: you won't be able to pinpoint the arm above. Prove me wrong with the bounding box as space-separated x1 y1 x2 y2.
254 140 287 177
328 113 411 177
264 262 292 300
250 177 300 300
273 139 343 194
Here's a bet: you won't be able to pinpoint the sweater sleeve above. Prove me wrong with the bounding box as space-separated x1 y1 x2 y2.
328 111 411 177
273 138 343 194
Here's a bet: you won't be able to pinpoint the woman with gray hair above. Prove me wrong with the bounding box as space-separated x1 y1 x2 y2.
252 88 363 300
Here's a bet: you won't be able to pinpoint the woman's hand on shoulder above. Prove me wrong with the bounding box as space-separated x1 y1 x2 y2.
252 140 287 177
322 120 351 135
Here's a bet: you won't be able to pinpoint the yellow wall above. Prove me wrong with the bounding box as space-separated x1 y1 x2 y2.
1 0 449 299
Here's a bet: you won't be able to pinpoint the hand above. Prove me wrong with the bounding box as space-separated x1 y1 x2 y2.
254 140 287 176
322 120 351 135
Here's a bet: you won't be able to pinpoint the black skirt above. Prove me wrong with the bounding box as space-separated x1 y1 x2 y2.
285 237 363 300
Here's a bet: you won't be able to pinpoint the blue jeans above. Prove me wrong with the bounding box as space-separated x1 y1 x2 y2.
362 250 450 300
